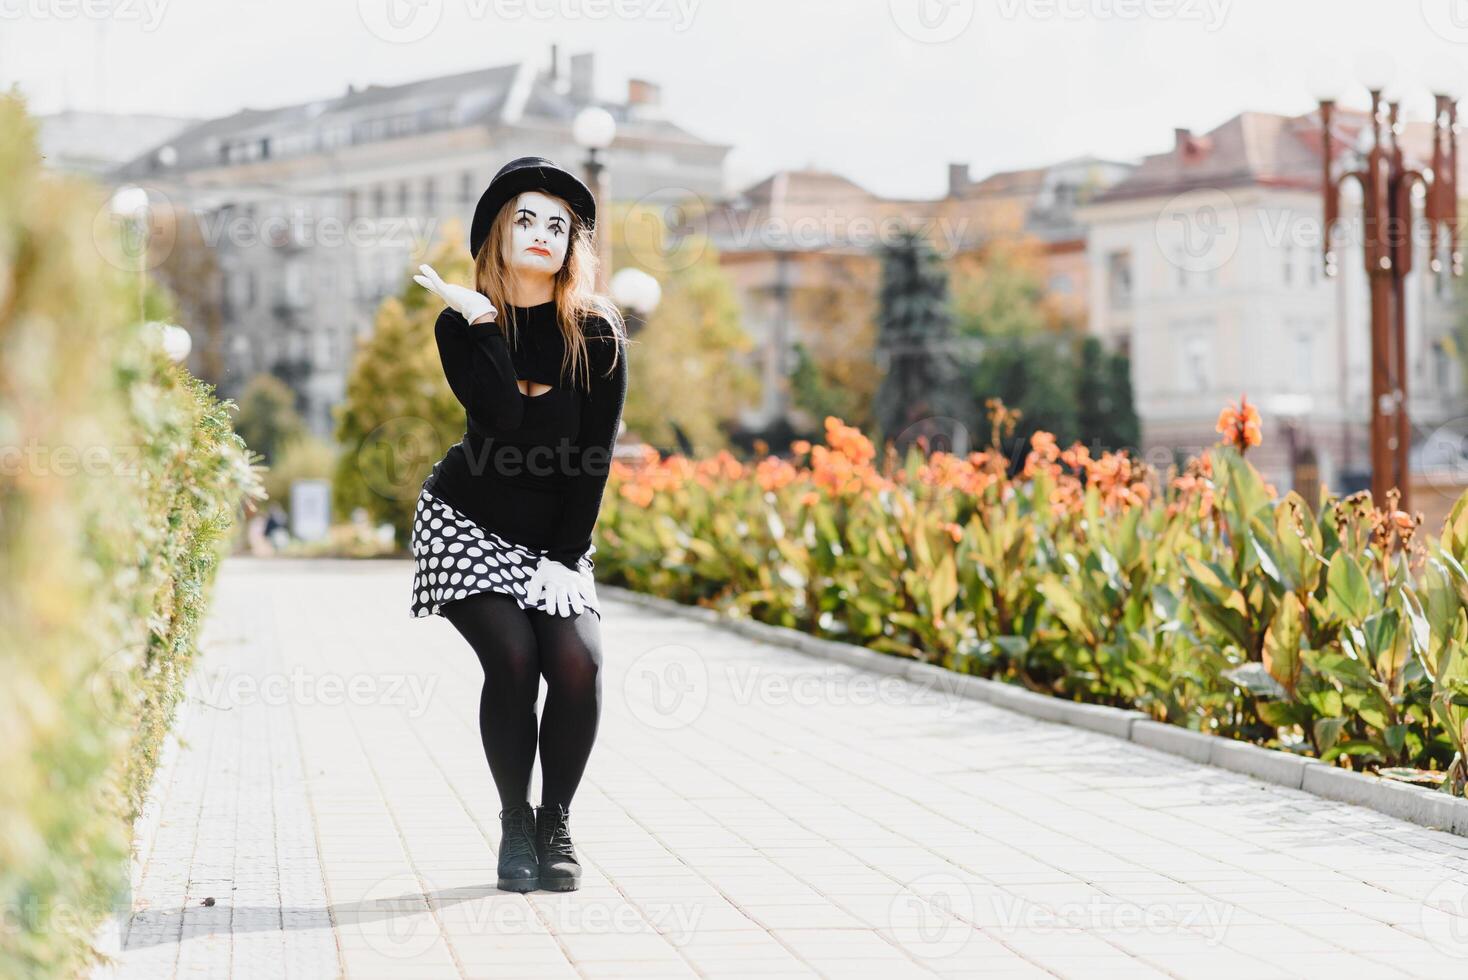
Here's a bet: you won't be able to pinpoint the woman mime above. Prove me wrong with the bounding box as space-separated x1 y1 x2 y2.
408 157 628 893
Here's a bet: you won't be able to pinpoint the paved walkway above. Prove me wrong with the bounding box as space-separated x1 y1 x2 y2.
106 557 1468 979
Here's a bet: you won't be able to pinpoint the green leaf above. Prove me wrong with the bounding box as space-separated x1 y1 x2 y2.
1314 716 1346 755
1250 517 1288 590
1263 592 1304 697
929 551 958 619
1326 551 1372 622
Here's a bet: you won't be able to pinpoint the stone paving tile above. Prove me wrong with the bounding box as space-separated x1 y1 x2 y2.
103 557 1468 979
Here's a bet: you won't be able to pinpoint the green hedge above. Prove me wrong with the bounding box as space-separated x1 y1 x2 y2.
0 94 264 977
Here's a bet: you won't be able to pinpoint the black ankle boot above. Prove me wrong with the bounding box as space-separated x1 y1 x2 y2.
496 802 539 892
534 803 582 891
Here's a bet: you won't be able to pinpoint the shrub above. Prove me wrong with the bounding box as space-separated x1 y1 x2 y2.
598 399 1468 793
0 94 264 977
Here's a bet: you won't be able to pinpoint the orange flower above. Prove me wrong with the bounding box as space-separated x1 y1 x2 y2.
1216 395 1263 454
756 455 799 492
1022 430 1062 479
619 483 655 507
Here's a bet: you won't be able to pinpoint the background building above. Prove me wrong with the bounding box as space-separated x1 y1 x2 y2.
707 157 1132 434
1079 108 1466 503
36 110 198 177
114 45 732 436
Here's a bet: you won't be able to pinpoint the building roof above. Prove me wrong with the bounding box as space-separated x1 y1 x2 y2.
115 57 717 177
707 156 1135 255
963 166 1049 199
1093 106 1465 204
709 169 926 253
729 169 881 211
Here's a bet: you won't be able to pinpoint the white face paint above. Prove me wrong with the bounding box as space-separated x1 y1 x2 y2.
501 190 572 278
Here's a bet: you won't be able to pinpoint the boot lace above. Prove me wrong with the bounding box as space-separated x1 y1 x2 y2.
499 804 538 863
538 806 576 860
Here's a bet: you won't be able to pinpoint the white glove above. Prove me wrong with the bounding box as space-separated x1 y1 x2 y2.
523 557 593 618
413 264 497 325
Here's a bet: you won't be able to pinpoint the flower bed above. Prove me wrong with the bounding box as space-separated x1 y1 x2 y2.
597 400 1468 795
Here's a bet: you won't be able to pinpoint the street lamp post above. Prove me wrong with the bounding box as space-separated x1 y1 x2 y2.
572 106 617 294
1318 71 1461 514
610 266 662 337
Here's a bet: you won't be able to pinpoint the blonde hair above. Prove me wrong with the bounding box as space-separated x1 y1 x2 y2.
473 195 626 392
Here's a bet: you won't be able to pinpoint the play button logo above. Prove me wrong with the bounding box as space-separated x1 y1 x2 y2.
359 0 443 43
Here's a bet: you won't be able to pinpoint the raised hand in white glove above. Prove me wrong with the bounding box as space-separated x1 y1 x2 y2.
413 264 498 326
523 557 593 618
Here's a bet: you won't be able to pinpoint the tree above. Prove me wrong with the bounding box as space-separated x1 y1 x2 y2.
872 228 974 453
949 239 1052 338
609 198 759 455
151 202 226 385
945 238 1139 463
331 223 472 544
788 252 881 434
972 334 1079 465
232 374 306 466
1075 335 1140 452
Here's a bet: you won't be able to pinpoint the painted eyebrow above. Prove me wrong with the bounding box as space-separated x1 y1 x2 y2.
515 208 570 221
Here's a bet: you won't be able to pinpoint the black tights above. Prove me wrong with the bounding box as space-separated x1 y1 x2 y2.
442 591 603 810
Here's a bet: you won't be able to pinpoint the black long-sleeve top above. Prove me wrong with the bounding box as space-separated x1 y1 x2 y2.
422 299 628 570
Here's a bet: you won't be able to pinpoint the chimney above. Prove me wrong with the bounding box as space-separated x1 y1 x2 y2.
948 162 970 197
549 43 560 84
627 78 663 119
1175 127 1212 162
569 51 594 104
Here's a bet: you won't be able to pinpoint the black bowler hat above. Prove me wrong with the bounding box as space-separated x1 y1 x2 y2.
468 156 597 260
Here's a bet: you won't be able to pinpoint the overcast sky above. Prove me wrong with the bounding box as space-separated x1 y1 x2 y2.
4 0 1465 197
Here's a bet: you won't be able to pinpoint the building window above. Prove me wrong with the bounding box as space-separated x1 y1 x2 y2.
1294 331 1313 390
397 182 410 214
346 189 359 222
372 184 385 217
1107 250 1132 307
423 177 437 213
1180 333 1213 392
460 171 474 203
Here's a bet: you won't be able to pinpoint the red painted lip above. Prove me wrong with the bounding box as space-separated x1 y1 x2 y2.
527 246 551 257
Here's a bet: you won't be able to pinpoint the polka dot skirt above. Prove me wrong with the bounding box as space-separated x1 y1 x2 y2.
410 488 599 620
